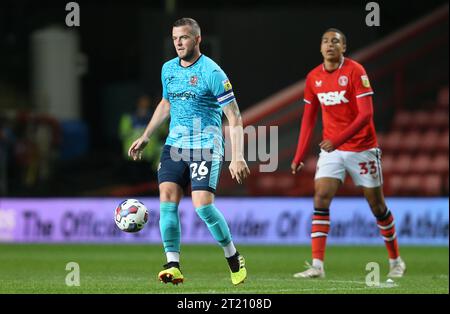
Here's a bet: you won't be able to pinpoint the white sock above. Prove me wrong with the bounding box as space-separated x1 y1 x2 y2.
166 252 180 263
312 258 324 270
389 256 402 266
223 242 237 258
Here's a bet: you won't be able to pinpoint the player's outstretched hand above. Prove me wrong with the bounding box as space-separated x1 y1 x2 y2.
128 136 149 161
291 161 304 175
229 160 250 184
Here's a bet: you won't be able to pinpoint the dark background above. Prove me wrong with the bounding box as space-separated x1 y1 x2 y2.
0 0 448 196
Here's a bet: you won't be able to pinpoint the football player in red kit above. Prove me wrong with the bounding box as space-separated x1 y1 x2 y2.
291 28 406 279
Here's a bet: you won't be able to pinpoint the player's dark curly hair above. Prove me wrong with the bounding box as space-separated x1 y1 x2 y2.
323 28 347 45
173 18 201 36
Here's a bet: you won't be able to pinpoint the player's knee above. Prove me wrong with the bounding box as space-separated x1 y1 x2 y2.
159 187 180 203
314 189 334 206
192 191 214 208
193 199 213 208
159 191 172 202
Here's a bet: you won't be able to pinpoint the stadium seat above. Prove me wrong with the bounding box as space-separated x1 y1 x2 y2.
398 175 441 196
392 111 413 132
399 131 421 153
381 154 395 173
437 86 449 111
430 154 449 174
411 111 430 130
445 174 449 195
420 130 440 153
395 154 413 174
259 174 292 190
403 174 422 196
437 130 449 153
387 175 404 195
247 172 316 196
430 111 449 131
423 174 443 196
388 174 424 196
382 131 403 154
411 154 432 174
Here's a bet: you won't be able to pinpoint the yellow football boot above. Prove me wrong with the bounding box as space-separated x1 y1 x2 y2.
158 264 184 285
230 255 247 286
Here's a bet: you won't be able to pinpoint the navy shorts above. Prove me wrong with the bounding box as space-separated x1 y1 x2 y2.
157 145 223 193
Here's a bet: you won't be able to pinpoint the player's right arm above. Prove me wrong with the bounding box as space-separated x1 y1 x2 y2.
128 98 170 161
291 75 320 174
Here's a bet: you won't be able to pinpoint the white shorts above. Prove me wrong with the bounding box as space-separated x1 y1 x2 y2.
315 148 383 188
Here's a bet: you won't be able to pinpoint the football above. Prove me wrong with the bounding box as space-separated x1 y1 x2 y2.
115 199 149 232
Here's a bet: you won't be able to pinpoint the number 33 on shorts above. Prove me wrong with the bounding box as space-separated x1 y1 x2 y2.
315 148 383 188
354 148 383 187
359 161 377 175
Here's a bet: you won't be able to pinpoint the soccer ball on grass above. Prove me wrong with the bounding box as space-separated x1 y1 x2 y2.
115 199 149 232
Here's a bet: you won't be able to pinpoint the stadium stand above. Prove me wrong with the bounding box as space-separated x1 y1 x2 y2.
226 4 449 197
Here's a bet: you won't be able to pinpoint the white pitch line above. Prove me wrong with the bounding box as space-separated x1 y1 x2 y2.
328 280 367 285
328 279 399 288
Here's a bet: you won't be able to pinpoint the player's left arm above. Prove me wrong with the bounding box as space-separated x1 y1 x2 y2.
223 100 250 184
320 96 373 151
209 67 250 184
320 65 374 152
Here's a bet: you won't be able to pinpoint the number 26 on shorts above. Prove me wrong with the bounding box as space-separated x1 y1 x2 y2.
190 161 209 179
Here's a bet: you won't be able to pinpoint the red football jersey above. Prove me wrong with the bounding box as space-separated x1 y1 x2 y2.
304 57 378 151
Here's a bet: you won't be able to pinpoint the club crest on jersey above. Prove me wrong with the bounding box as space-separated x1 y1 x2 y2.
315 80 322 87
189 75 198 86
338 75 348 86
361 75 371 88
222 79 232 91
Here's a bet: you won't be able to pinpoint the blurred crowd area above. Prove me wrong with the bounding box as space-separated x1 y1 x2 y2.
0 94 167 196
0 1 448 197
0 111 59 195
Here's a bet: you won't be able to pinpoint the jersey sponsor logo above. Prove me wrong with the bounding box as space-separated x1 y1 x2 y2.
361 75 371 88
317 91 349 106
222 79 232 92
168 91 197 101
189 75 198 86
315 80 322 87
338 75 348 86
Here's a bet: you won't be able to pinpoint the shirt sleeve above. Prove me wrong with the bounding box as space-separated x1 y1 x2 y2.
209 68 236 107
292 101 319 165
303 74 318 105
292 75 321 164
161 65 168 100
352 63 374 98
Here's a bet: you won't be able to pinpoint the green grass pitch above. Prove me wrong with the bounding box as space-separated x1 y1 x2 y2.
0 244 447 294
